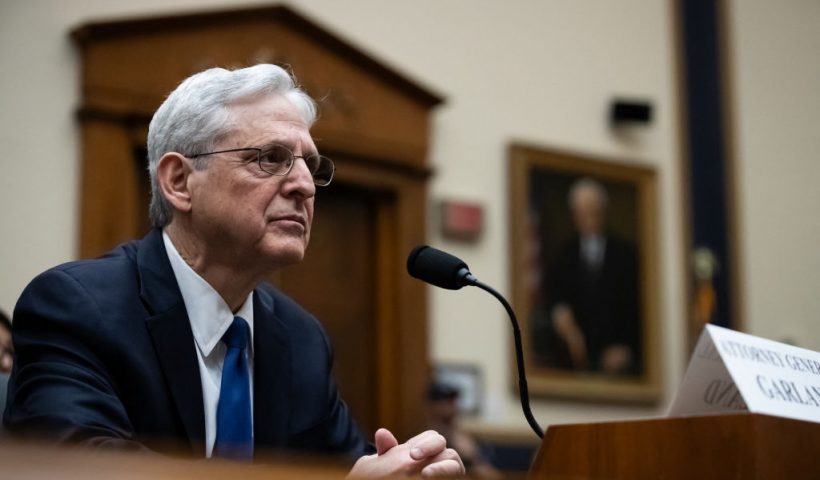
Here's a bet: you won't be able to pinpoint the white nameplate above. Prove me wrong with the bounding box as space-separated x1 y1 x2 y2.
669 324 820 424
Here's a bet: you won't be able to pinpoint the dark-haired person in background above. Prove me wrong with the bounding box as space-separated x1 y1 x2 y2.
426 382 501 479
0 310 12 375
4 64 463 478
0 309 12 417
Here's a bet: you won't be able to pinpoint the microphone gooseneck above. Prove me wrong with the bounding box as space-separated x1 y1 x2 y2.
407 245 544 439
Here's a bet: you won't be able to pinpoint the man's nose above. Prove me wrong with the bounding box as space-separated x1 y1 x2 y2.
283 157 316 197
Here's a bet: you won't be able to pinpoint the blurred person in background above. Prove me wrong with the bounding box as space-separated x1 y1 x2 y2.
0 309 12 418
0 310 12 374
427 382 501 479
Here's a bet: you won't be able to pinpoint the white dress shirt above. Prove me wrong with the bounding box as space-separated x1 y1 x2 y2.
581 234 606 270
162 231 254 458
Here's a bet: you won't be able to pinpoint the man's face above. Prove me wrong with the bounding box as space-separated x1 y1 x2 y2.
186 94 317 271
572 186 605 236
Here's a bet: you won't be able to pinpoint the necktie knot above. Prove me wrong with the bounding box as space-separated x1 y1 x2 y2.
223 316 250 349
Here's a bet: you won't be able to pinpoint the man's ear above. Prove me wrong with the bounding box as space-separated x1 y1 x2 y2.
156 153 194 214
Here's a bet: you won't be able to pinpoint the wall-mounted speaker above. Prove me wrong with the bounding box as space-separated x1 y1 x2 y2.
610 99 653 125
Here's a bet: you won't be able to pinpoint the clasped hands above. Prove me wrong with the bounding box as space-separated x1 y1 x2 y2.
348 428 465 478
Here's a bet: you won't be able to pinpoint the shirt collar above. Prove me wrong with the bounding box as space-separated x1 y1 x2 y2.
162 230 254 358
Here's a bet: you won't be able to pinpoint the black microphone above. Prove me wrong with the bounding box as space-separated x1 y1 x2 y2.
407 245 544 439
406 245 476 290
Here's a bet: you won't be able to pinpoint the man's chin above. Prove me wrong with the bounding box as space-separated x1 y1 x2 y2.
258 243 306 268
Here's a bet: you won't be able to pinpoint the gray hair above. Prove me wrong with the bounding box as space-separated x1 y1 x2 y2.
567 177 609 211
147 64 317 227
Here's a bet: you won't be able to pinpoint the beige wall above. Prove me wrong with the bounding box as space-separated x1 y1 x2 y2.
0 0 816 434
728 0 820 352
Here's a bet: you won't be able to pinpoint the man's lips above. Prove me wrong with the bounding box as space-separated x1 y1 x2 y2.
268 214 307 229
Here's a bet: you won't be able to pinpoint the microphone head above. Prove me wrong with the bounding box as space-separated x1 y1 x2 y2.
407 245 473 290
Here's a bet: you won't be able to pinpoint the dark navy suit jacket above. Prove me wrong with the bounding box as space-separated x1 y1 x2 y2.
3 229 369 459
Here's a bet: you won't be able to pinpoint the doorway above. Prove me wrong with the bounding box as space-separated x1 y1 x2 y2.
273 183 392 436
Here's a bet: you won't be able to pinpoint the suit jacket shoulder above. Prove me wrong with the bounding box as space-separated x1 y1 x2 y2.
4 231 193 451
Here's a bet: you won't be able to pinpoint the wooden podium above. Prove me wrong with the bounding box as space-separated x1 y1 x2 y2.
529 413 820 479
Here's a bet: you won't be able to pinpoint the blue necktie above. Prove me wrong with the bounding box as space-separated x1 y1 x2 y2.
214 316 253 461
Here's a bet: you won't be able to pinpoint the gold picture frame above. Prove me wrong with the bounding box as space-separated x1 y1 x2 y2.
509 144 661 403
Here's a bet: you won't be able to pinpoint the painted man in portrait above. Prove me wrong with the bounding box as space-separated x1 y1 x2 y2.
532 178 642 376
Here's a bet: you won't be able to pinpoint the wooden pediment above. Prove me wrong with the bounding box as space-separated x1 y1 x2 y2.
72 4 443 170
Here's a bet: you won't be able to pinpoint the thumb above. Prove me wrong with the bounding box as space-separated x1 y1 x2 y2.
374 427 399 455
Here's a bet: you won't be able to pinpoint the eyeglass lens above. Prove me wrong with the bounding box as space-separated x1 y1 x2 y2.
258 145 334 186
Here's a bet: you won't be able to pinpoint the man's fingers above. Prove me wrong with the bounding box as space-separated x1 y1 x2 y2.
406 429 438 443
426 448 464 471
350 430 464 479
408 430 447 460
420 459 465 478
374 427 399 455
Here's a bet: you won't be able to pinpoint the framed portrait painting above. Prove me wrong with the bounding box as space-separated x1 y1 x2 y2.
509 144 661 403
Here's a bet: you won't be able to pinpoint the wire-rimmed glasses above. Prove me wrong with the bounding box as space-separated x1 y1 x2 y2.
188 144 335 186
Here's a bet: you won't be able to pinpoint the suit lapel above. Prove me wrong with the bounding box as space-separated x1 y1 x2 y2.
252 288 291 449
138 229 206 455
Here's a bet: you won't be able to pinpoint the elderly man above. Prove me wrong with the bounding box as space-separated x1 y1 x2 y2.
536 178 641 375
4 64 463 477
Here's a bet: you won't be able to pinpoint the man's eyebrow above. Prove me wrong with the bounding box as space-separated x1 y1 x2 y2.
261 142 320 155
